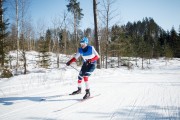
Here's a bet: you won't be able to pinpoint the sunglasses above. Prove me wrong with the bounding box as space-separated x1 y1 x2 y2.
80 43 86 45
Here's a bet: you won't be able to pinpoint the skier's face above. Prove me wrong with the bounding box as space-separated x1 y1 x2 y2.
80 43 87 49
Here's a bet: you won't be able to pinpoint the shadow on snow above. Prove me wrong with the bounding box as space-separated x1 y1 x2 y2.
78 105 180 120
0 94 80 105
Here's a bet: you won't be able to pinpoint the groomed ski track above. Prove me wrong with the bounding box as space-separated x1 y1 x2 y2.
0 64 180 120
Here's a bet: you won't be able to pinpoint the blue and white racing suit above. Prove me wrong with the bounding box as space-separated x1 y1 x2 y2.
74 45 99 89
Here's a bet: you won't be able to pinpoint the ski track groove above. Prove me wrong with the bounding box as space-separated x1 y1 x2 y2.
133 84 149 119
165 77 174 120
53 95 101 120
160 82 168 119
0 91 71 119
135 85 150 119
126 86 141 119
39 94 100 120
0 102 40 120
0 89 61 105
1 94 78 120
44 101 79 120
109 96 125 120
167 89 171 119
166 82 173 119
108 78 134 120
109 82 151 120
160 80 178 120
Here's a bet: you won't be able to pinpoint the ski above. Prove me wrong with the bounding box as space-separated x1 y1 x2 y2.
54 93 101 112
81 94 101 102
40 93 83 101
41 93 100 102
69 93 82 95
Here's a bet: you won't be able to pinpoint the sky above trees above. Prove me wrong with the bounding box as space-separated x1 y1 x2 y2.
27 0 180 32
5 0 180 32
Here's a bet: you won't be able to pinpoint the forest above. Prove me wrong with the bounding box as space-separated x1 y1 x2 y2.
0 0 180 76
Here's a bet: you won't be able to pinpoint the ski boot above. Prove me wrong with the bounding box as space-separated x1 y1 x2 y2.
70 87 81 95
83 89 90 99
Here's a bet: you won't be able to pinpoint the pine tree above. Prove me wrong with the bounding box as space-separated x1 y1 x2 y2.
164 44 173 60
170 27 178 57
45 29 52 52
66 0 84 51
174 26 180 58
37 35 50 69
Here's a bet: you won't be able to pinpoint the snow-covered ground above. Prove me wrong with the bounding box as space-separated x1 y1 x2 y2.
0 51 180 120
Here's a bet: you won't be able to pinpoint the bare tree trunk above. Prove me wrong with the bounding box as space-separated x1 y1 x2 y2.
142 56 144 69
118 53 120 67
21 0 27 74
22 51 26 74
16 0 19 73
99 0 118 69
93 0 101 69
19 0 30 74
105 1 109 69
63 29 67 54
74 15 78 51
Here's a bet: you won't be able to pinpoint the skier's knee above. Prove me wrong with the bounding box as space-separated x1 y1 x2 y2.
84 76 88 82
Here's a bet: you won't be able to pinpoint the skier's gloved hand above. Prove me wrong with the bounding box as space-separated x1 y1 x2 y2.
66 61 71 66
86 59 92 65
66 57 76 66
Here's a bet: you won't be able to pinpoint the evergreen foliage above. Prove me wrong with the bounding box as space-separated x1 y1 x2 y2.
0 0 9 67
110 17 180 58
37 30 51 68
0 67 13 78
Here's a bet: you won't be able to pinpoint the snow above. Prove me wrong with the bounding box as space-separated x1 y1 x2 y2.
0 51 180 120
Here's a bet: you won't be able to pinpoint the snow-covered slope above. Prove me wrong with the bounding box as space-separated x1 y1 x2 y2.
0 51 180 120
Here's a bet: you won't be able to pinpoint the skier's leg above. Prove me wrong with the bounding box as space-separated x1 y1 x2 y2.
77 75 83 88
70 78 82 95
84 76 89 90
78 63 86 88
83 64 95 89
70 65 85 95
83 64 95 99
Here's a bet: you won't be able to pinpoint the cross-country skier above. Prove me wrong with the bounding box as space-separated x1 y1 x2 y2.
66 37 100 99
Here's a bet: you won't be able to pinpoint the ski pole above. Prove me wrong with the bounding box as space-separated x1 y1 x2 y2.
69 65 80 72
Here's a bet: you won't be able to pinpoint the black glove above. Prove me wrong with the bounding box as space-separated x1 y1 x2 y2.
66 57 76 66
86 59 91 66
66 61 71 66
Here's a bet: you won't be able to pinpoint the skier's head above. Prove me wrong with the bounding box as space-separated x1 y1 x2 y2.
80 37 88 48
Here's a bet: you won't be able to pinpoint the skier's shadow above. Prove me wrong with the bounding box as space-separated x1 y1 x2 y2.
0 96 43 105
0 95 80 105
41 94 81 102
40 94 81 102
